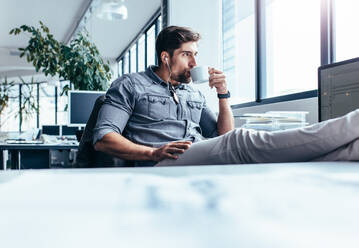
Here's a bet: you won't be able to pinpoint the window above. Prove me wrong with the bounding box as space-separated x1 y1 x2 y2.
147 25 156 66
0 84 19 132
223 0 255 104
138 35 146 71
118 60 123 77
39 84 55 126
57 81 69 125
0 79 76 133
223 0 328 107
265 0 320 97
117 13 161 77
123 52 129 74
20 83 37 131
130 45 137 73
157 15 162 33
334 0 359 62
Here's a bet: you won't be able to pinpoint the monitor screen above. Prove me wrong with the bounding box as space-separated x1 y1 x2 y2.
68 90 106 126
62 125 79 136
318 57 359 122
42 125 60 136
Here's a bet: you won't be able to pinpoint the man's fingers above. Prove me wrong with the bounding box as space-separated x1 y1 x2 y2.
209 73 226 89
163 153 179 160
171 140 192 144
166 147 186 154
154 141 192 161
153 150 179 161
208 68 227 90
170 144 191 150
209 74 226 80
209 80 227 88
208 67 223 74
210 78 226 85
169 141 192 149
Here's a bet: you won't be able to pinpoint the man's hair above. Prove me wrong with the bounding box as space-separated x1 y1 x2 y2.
155 26 201 65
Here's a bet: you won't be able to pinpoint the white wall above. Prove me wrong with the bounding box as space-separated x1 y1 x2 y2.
167 0 222 112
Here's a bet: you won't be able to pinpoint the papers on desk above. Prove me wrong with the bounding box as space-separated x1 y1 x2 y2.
237 111 309 131
5 139 44 144
40 134 59 144
39 134 78 145
0 129 40 143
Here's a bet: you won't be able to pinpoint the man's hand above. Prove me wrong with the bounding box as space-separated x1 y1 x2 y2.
208 67 234 135
208 67 227 94
151 141 192 161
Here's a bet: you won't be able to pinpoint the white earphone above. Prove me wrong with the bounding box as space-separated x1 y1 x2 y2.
165 56 172 74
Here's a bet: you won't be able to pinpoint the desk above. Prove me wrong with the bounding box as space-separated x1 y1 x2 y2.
0 162 359 247
0 143 78 170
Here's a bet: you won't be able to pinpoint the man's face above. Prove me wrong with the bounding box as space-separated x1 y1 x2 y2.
168 41 198 84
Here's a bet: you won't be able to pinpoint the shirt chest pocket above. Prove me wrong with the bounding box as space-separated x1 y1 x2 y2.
148 95 171 120
187 100 203 123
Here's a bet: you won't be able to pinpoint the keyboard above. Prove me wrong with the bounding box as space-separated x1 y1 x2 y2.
5 140 44 144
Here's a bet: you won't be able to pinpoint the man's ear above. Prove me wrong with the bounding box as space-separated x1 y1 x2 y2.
160 51 170 64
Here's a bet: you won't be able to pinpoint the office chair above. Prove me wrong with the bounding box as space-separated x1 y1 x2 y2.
75 95 133 168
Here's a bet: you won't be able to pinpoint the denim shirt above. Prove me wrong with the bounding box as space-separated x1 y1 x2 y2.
93 66 218 165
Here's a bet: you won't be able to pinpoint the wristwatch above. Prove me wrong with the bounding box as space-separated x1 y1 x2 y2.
217 91 231 99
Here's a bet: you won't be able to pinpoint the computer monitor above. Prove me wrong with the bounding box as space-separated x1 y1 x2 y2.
42 125 60 136
62 125 79 136
318 57 359 122
68 90 106 126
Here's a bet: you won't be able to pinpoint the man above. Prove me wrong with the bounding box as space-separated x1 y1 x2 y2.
94 26 359 166
93 26 233 166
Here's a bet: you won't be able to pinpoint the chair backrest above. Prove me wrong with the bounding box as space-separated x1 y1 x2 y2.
75 95 133 167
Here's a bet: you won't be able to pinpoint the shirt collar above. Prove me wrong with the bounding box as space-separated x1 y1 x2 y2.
145 65 167 87
145 65 189 90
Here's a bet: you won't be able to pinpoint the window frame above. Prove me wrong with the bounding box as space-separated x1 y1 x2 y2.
226 0 335 109
0 81 71 133
117 9 161 77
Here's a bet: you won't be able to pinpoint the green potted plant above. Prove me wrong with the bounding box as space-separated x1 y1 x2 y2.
9 21 112 95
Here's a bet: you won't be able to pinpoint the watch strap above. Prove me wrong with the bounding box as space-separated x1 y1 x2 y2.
217 91 231 99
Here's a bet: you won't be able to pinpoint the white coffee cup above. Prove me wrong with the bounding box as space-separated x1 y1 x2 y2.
190 66 209 84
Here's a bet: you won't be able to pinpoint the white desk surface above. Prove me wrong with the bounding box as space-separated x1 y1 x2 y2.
0 142 78 150
1 162 359 248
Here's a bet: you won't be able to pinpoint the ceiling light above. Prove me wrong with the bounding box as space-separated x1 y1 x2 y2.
66 0 128 44
95 0 128 21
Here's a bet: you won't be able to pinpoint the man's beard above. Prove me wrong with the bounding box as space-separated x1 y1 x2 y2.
171 70 191 83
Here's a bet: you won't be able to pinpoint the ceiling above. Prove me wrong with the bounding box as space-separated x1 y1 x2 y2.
0 0 161 80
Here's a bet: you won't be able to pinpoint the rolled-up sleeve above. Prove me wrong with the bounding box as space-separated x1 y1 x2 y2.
93 76 136 144
199 96 218 138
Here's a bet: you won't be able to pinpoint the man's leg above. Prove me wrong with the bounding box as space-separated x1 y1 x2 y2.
313 138 359 161
156 109 359 166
